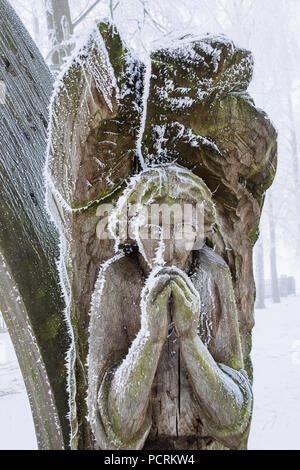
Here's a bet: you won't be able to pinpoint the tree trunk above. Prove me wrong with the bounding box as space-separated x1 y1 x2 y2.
44 0 73 70
255 236 266 309
268 198 280 303
0 0 69 449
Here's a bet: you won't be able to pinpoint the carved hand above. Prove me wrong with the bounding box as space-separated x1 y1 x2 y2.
170 269 200 338
142 270 172 342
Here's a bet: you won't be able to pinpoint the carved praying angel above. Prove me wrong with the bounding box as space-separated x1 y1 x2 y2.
46 23 276 449
87 165 252 450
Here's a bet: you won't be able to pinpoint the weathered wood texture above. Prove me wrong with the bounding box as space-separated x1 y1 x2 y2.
0 0 69 449
47 24 276 449
47 23 145 449
88 246 252 450
142 36 277 378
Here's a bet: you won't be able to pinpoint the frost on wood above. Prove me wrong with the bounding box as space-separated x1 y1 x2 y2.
45 22 276 450
46 21 146 449
0 253 63 448
0 0 69 449
46 21 145 210
141 33 277 377
107 164 216 259
87 166 253 450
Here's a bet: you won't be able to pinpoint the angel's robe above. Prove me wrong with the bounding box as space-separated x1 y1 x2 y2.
88 246 252 450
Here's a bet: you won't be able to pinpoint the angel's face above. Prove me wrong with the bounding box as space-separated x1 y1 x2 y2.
135 200 204 269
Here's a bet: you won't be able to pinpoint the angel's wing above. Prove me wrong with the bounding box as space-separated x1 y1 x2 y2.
46 22 145 210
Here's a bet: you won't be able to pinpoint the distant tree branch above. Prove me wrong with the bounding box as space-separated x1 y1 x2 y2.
73 0 103 28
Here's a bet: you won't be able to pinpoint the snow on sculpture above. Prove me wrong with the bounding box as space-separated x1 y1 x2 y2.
45 21 277 449
88 165 252 450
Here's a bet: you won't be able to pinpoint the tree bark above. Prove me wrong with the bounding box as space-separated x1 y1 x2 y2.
0 0 69 449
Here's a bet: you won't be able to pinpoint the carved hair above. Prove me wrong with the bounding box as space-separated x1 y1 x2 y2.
108 164 217 247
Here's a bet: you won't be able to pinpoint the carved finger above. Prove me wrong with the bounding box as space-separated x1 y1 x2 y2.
156 284 172 304
167 267 198 296
170 275 199 304
148 274 171 303
171 282 199 335
171 278 190 301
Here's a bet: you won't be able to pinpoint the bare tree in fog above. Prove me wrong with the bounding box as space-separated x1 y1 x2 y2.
44 0 73 69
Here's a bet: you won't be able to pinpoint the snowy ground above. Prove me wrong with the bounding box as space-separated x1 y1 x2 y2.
0 332 37 450
0 295 299 450
248 294 300 450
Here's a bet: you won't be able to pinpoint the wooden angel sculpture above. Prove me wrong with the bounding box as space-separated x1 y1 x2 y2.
88 164 252 450
45 22 276 449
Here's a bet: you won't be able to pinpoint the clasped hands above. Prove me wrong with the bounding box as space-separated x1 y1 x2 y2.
142 267 200 342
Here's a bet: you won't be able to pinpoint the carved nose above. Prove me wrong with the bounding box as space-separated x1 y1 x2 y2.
162 240 175 261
